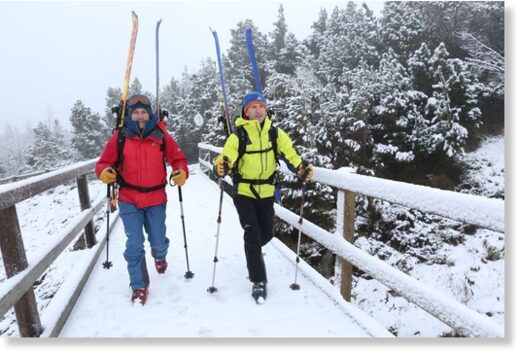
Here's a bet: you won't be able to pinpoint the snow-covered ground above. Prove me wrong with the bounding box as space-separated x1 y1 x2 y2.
58 169 387 337
456 135 505 199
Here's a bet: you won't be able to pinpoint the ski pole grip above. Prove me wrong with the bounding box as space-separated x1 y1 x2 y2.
223 156 230 176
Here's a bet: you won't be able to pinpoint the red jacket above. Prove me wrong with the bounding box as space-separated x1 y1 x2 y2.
96 121 188 208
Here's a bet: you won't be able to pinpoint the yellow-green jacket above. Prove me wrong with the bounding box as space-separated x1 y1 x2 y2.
217 116 302 199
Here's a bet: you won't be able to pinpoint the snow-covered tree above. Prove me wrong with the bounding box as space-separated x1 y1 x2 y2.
69 100 108 159
408 43 482 159
166 58 221 162
317 3 379 88
25 120 73 170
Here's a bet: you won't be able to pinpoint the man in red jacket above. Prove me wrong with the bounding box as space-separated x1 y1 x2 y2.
96 94 188 305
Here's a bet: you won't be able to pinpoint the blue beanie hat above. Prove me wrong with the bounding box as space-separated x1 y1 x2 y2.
243 91 267 113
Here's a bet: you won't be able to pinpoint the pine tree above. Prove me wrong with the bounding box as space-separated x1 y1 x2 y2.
69 100 108 158
25 120 73 170
317 3 379 88
103 87 123 130
305 8 328 58
380 2 427 62
269 5 303 75
408 42 482 160
167 58 221 162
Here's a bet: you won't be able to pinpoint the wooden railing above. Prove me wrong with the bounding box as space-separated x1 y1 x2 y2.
0 159 119 337
198 143 504 338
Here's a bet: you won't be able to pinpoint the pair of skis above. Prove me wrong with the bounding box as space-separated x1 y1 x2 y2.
106 12 194 280
116 12 162 127
208 28 304 300
209 28 263 136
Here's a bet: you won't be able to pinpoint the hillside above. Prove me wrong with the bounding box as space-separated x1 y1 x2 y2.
350 135 505 337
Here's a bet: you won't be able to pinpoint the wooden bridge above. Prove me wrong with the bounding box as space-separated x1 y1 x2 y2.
0 144 505 337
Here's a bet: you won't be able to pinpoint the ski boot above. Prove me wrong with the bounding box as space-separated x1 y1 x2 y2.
252 282 267 304
131 287 149 306
154 258 168 274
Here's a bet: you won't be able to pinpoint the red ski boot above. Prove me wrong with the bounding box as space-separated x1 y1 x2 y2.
154 258 168 274
131 288 149 305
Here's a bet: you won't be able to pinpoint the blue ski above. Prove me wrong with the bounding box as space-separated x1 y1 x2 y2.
245 28 262 94
211 28 232 136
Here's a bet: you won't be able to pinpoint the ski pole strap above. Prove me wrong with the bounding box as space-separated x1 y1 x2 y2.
245 28 262 94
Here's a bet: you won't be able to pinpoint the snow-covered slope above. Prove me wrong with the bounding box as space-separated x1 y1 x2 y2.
350 135 505 337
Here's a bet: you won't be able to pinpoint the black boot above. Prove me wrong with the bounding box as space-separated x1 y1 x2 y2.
252 282 267 304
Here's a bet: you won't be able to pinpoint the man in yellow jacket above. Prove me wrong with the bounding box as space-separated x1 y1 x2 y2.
214 91 313 304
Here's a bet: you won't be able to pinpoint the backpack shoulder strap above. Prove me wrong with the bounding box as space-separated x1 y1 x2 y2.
236 126 248 166
269 125 279 165
115 127 126 171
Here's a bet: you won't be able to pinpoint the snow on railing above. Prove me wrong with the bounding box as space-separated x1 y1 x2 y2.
197 143 504 337
197 144 504 233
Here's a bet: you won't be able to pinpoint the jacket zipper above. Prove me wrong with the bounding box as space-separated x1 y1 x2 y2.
257 122 264 197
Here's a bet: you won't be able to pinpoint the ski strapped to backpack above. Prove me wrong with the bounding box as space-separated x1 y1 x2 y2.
245 28 263 95
211 28 232 136
118 11 139 128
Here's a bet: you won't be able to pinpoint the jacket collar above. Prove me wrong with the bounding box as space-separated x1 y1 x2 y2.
235 116 272 133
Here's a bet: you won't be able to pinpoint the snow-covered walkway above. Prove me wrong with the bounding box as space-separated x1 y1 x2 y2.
59 166 388 337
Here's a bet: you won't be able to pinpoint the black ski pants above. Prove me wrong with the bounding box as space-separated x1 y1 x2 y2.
233 194 275 283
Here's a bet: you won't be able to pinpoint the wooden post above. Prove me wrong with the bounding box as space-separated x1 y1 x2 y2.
338 190 355 301
0 206 43 337
76 175 96 248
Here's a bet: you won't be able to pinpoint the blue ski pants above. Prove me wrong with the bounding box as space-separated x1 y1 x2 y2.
118 201 169 290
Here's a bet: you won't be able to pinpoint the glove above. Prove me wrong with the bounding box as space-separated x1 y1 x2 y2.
214 156 233 177
99 167 117 184
170 169 187 187
297 162 313 182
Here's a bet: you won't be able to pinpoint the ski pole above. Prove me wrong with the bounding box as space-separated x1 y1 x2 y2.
207 157 230 293
207 177 225 294
103 183 114 269
290 174 308 290
177 186 194 279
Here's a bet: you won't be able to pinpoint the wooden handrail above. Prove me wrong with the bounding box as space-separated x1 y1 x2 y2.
197 143 504 337
0 159 97 210
0 159 114 337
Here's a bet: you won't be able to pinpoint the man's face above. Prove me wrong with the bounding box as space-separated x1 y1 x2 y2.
131 108 150 129
246 103 267 123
